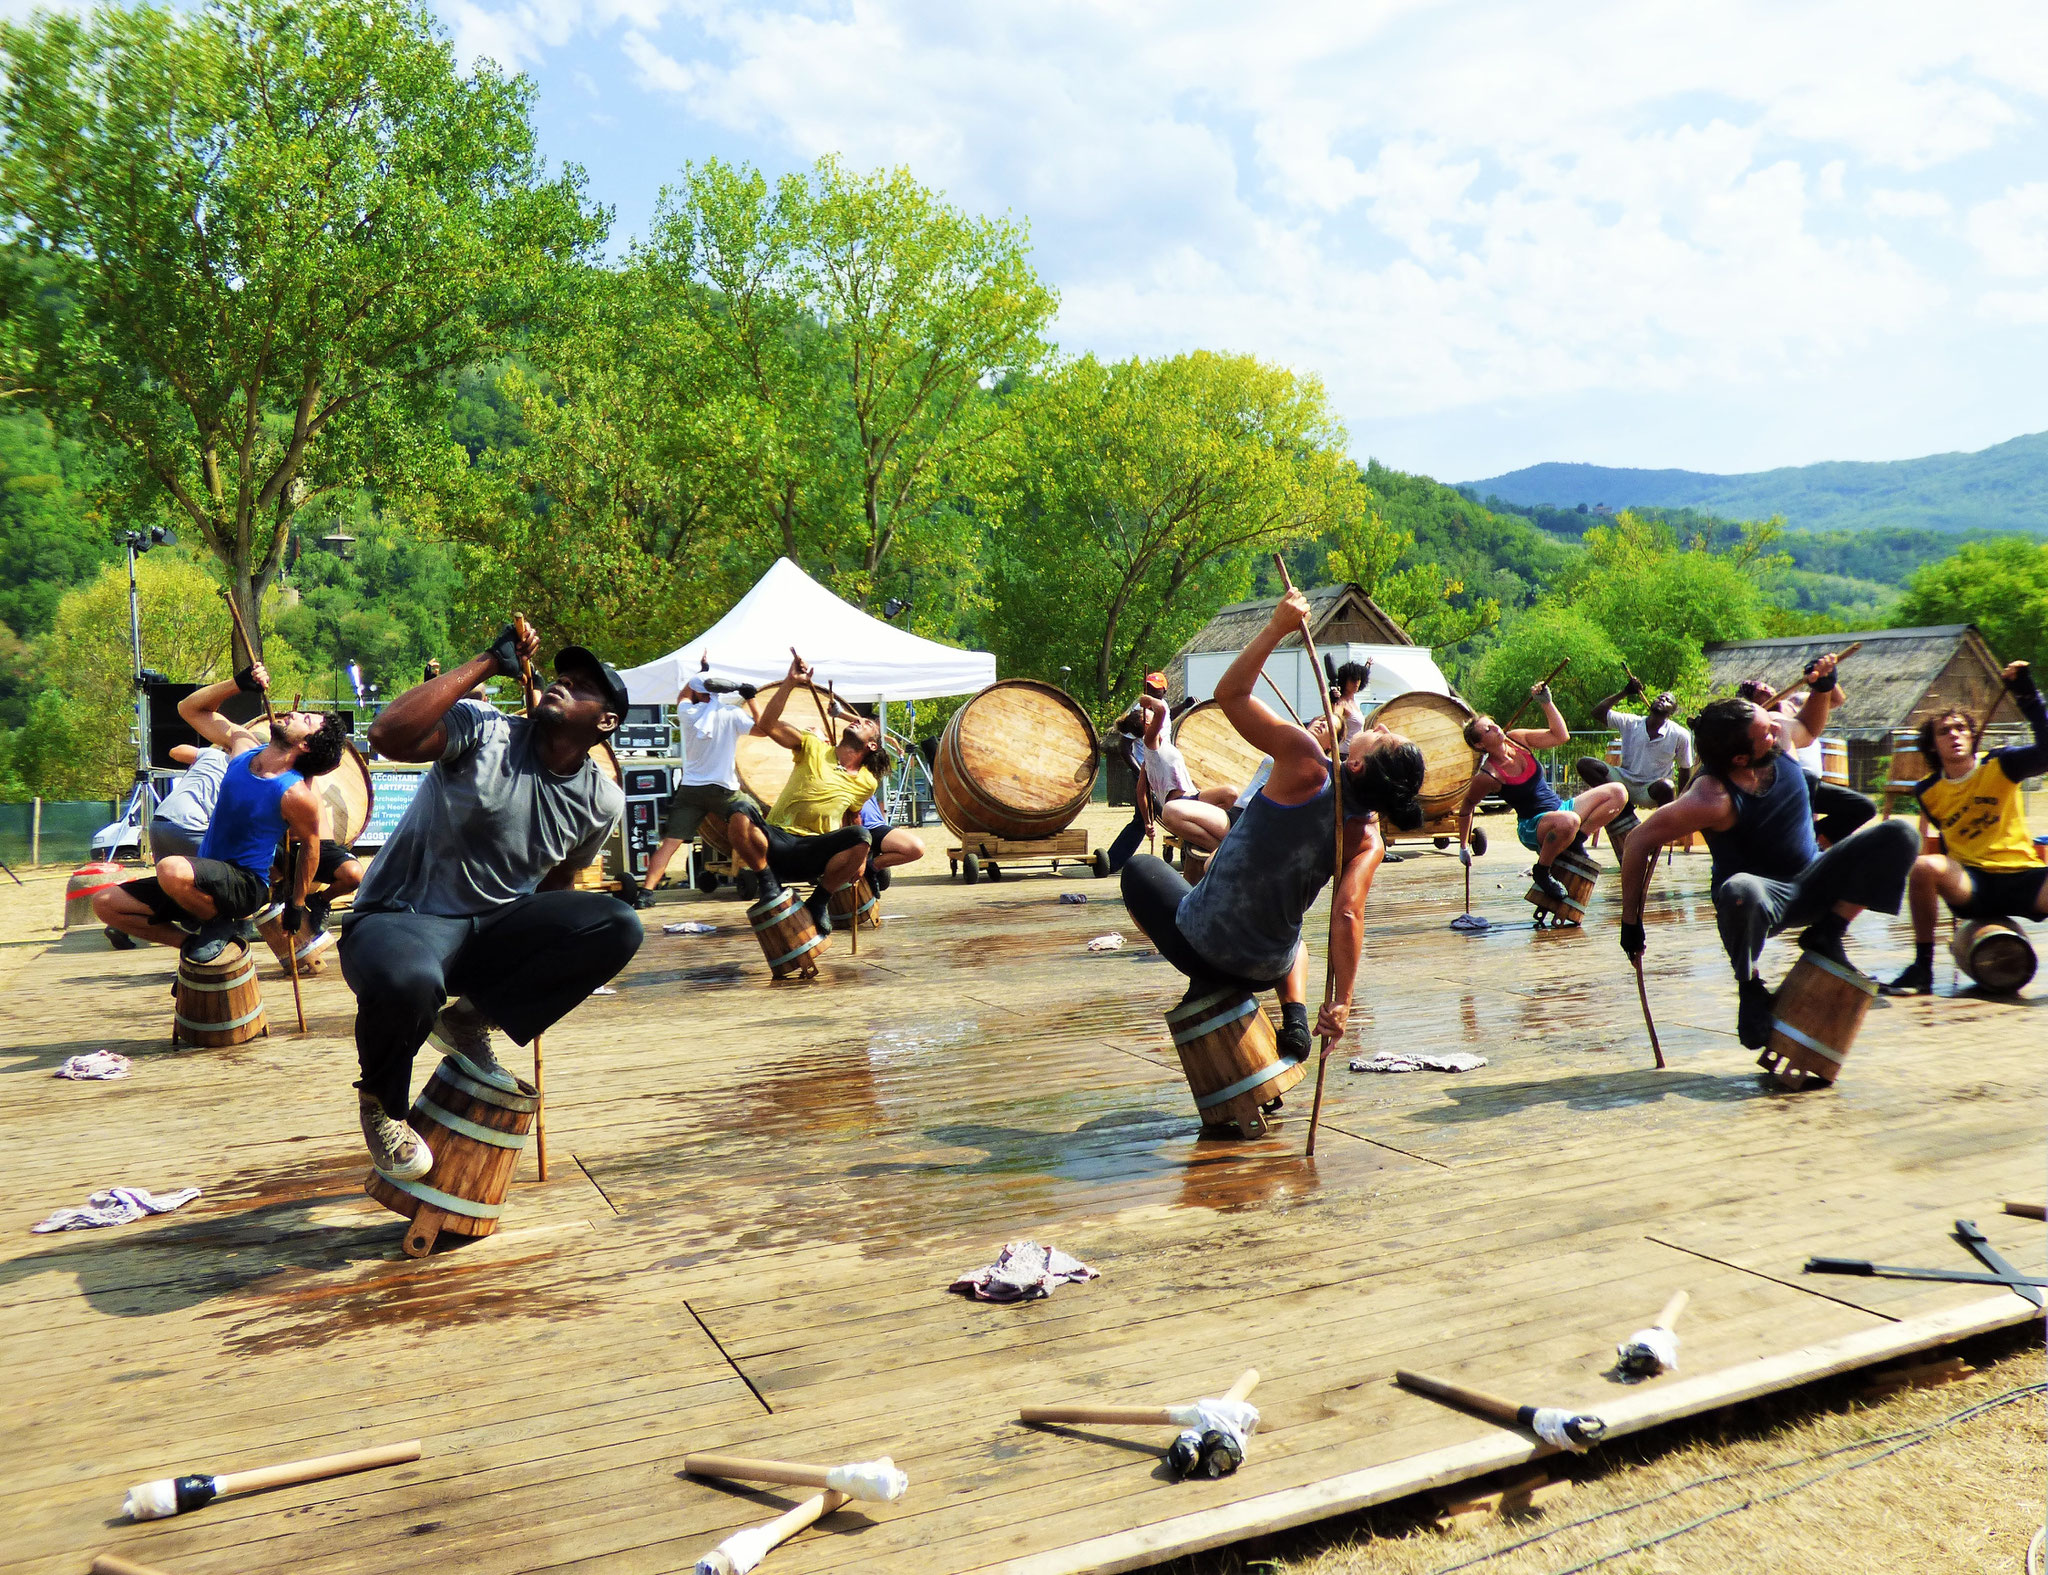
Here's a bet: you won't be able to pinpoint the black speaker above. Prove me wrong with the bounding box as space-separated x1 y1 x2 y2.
144 683 297 767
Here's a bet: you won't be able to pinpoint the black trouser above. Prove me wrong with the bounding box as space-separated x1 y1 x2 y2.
1807 774 1876 846
1711 818 1917 979
339 893 644 1118
1119 854 1288 996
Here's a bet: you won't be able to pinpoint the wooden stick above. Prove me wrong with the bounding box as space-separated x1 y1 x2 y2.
1654 1290 1690 1330
281 839 307 1036
1019 1368 1259 1427
684 1453 840 1490
1258 670 1305 729
1273 556 1346 1160
790 647 835 736
93 1558 175 1575
1502 657 1572 733
2003 1198 2047 1221
1395 1369 1521 1426
515 614 548 1184
1759 641 1862 710
214 1440 421 1497
1632 955 1665 1070
695 1489 849 1575
217 590 277 731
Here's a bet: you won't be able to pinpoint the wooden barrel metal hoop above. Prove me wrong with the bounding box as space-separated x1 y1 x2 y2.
172 945 267 1048
749 887 825 980
65 862 128 929
365 1054 537 1257
1165 989 1304 1137
1172 700 1270 802
933 680 1099 841
1528 847 1600 926
1761 952 1876 1088
829 877 881 931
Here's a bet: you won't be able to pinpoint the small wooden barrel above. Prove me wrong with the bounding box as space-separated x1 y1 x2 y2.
172 944 267 1048
365 1054 537 1257
1760 953 1876 1088
1527 847 1600 926
1821 737 1849 786
1368 692 1476 824
934 680 1099 840
829 877 881 931
1182 846 1210 883
749 887 825 980
65 861 127 929
1952 918 2036 993
1173 700 1269 800
1165 990 1304 1138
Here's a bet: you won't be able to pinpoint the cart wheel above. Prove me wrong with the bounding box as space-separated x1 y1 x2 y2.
1433 836 1449 849
987 862 1002 881
1471 827 1489 857
695 866 720 894
735 871 758 902
1092 849 1110 879
962 854 980 885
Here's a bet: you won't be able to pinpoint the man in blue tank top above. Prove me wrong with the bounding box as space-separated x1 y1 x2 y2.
1615 652 1919 1048
95 663 346 963
1121 588 1427 1073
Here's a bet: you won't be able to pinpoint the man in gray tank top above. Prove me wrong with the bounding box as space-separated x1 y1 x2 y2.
1120 588 1426 1068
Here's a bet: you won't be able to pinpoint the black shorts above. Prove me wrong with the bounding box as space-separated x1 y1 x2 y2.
739 806 869 886
1224 803 1245 829
270 837 355 885
123 859 270 926
1954 864 2048 921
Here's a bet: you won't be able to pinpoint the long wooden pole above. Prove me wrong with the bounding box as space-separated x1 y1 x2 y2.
1759 641 1862 709
1258 670 1305 729
1272 557 1346 1159
1632 955 1665 1070
1020 1368 1260 1426
516 614 548 1183
1501 656 1572 732
218 590 304 1034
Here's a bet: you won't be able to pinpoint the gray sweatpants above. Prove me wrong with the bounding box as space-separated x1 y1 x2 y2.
1711 818 1918 979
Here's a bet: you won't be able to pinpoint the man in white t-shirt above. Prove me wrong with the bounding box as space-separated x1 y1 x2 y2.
1579 678 1693 808
639 666 763 893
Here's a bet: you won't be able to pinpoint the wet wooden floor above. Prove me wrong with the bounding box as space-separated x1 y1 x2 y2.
2 805 2041 1575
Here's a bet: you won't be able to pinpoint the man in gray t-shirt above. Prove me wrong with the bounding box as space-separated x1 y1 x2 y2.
149 745 229 861
337 625 642 1184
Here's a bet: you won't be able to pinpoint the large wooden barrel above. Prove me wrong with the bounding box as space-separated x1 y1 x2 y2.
1761 953 1875 1088
1952 919 2036 993
365 1053 536 1257
733 682 834 810
749 886 825 980
65 861 127 929
172 943 267 1048
1528 846 1599 926
933 680 1098 840
1165 989 1304 1138
1368 692 1476 823
1171 700 1269 799
829 875 881 931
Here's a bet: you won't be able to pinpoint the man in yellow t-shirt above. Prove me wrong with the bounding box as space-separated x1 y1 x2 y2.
1882 661 2047 995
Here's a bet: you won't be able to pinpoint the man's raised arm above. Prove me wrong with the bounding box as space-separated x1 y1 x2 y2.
178 666 269 754
370 623 533 763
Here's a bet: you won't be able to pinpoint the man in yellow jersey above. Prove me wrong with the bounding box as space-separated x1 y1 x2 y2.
1881 661 2046 995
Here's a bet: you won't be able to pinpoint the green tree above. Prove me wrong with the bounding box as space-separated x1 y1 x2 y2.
1322 484 1500 650
1569 512 1769 696
645 155 1056 611
0 0 605 659
0 409 110 635
1470 604 1627 729
986 351 1356 713
1894 537 2048 667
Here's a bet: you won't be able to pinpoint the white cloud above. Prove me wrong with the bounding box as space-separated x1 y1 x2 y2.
1869 188 1952 219
1967 182 2048 278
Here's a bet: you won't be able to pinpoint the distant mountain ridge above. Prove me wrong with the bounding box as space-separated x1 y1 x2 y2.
1460 430 2048 535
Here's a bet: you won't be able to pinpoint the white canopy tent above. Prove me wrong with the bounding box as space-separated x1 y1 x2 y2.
618 557 995 706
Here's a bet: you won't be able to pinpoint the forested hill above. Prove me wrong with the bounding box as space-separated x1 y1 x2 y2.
1462 430 2048 535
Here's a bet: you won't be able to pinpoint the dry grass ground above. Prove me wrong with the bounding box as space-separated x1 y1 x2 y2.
1154 1326 2045 1575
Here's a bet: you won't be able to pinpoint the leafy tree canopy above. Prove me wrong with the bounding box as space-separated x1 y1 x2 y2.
1894 536 2048 668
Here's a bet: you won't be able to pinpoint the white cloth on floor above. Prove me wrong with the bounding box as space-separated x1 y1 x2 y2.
54 1051 132 1081
1164 1396 1261 1443
823 1457 909 1502
700 1522 775 1574
1530 1407 1603 1452
32 1185 201 1234
665 921 717 935
1086 933 1124 951
1617 1324 1680 1374
1349 1050 1486 1073
589 985 617 996
950 1240 1099 1303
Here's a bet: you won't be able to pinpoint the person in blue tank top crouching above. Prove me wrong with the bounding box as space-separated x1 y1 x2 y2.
1120 587 1427 1074
95 662 346 964
1614 651 1919 1049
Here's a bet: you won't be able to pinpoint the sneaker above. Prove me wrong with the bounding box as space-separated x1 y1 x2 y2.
805 886 835 936
430 998 521 1092
182 917 236 964
1798 924 1851 970
1737 976 1775 1049
104 926 137 952
234 918 262 947
1530 863 1566 903
1276 1021 1312 1066
1880 960 1933 997
631 888 658 910
358 1089 433 1181
295 928 338 966
870 864 892 894
1383 851 1407 863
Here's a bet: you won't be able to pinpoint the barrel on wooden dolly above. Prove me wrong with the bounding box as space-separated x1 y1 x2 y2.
172 943 267 1048
1165 989 1305 1138
1951 918 2036 993
1760 952 1876 1088
934 680 1099 840
1527 846 1600 926
828 876 881 931
749 886 825 980
65 861 127 929
366 1054 536 1257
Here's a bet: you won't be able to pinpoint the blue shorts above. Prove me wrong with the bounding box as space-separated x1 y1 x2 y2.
1516 797 1576 853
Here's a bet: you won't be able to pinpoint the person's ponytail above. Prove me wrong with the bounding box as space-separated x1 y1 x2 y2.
1342 742 1426 831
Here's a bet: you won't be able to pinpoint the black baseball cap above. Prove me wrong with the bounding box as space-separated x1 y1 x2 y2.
554 646 630 731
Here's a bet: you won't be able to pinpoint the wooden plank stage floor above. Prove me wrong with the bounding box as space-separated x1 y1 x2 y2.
3 804 2041 1575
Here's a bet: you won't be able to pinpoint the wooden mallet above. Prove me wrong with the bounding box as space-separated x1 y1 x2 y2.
1272 555 1347 1159
1023 1367 1260 1479
694 1489 850 1575
1395 1369 1606 1451
1615 1290 1689 1379
217 589 306 1036
682 1452 908 1502
123 1439 420 1520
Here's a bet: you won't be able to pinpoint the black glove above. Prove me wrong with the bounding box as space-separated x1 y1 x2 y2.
487 624 524 679
2006 664 2038 699
234 664 263 694
1625 675 1646 698
281 902 306 934
1620 919 1646 959
1809 670 1836 693
737 682 758 701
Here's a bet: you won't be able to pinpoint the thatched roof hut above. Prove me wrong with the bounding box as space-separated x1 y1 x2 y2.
1168 583 1409 704
1702 624 2017 789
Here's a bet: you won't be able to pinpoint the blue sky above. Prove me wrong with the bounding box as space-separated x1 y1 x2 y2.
426 0 2048 484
